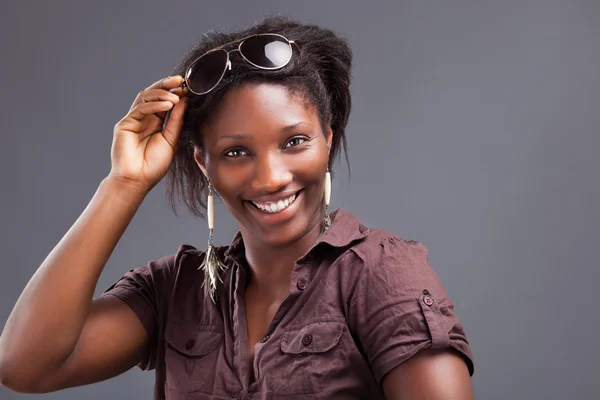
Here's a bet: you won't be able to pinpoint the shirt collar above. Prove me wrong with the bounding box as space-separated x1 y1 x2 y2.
223 207 369 267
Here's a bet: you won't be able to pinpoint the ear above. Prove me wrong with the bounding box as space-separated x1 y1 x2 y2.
325 125 333 156
193 147 208 179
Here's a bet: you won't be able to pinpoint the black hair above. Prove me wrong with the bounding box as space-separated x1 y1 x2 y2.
165 16 352 218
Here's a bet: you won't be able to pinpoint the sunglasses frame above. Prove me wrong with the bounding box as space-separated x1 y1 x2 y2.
182 33 296 96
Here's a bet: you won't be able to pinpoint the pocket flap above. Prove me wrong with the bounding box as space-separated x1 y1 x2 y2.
281 321 344 354
165 321 223 357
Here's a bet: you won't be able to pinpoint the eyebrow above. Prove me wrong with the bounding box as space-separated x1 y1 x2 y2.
217 122 311 142
218 133 248 142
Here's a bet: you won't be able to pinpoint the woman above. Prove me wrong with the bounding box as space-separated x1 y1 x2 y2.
0 17 474 399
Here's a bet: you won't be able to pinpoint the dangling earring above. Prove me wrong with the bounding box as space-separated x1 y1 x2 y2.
323 167 332 230
198 181 227 303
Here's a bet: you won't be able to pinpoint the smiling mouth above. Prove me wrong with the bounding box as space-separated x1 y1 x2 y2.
248 190 302 214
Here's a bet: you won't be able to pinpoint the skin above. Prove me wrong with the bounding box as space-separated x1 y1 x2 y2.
193 83 332 379
0 76 187 393
194 83 332 298
0 74 473 398
383 348 473 400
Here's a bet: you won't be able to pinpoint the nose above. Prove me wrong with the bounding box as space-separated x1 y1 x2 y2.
250 153 293 193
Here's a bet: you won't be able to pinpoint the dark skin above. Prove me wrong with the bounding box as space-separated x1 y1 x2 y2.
0 75 472 398
193 83 473 398
193 83 332 376
0 76 188 393
195 84 331 288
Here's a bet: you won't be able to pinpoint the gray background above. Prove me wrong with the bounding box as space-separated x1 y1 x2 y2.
1 0 598 399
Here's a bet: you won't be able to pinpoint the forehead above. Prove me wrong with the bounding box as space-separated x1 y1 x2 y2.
204 83 319 136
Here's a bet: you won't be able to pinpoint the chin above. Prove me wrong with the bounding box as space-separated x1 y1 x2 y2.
255 215 313 248
243 206 322 250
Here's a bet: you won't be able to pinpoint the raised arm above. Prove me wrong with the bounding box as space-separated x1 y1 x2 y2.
0 75 187 393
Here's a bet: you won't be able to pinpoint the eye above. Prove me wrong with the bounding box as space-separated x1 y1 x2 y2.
284 136 308 148
224 148 249 158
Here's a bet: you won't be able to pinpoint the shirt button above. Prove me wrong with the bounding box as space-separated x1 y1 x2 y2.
260 334 270 343
297 279 307 290
301 333 312 346
185 339 195 349
423 296 434 306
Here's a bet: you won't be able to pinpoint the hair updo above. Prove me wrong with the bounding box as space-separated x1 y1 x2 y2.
165 16 353 218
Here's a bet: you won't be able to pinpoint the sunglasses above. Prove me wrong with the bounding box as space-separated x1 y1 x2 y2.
181 33 296 96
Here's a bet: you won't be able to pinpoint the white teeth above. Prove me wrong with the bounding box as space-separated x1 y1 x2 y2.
252 193 298 214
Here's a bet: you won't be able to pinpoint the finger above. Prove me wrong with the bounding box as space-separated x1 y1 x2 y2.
131 88 180 110
162 96 187 149
145 75 184 91
129 101 175 121
160 87 188 118
156 108 171 119
168 86 189 97
144 89 180 104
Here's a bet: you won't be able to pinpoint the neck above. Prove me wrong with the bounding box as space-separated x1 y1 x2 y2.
241 217 323 297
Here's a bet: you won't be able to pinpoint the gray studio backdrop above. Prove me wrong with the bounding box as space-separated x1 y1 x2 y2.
1 1 599 399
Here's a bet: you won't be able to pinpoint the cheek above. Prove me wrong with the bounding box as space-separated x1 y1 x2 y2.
291 145 329 182
206 141 329 199
209 162 249 200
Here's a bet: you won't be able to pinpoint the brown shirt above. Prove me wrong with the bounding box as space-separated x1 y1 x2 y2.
102 208 474 399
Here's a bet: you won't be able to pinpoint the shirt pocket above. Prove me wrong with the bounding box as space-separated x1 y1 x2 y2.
164 320 224 394
270 320 345 395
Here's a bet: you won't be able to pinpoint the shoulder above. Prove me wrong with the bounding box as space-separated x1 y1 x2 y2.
171 243 205 267
340 221 444 295
326 208 427 263
325 209 431 277
350 225 429 268
121 243 210 290
140 243 205 276
169 243 236 300
102 244 207 305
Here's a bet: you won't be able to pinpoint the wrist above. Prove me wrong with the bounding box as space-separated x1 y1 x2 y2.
102 175 150 203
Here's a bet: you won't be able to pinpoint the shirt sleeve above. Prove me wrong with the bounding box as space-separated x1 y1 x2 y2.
100 245 193 371
347 235 475 385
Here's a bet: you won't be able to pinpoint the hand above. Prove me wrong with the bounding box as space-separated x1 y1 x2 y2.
108 75 188 193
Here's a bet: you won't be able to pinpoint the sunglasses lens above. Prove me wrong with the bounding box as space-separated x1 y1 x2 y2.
185 50 228 94
239 34 292 68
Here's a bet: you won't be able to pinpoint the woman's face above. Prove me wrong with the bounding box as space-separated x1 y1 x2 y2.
194 83 332 248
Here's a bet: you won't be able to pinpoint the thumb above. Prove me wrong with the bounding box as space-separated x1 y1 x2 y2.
162 97 187 149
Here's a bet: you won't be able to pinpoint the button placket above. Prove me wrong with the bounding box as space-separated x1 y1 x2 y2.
297 278 307 290
259 334 270 343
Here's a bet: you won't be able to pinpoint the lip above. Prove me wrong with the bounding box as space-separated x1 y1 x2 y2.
248 189 302 204
245 189 303 226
